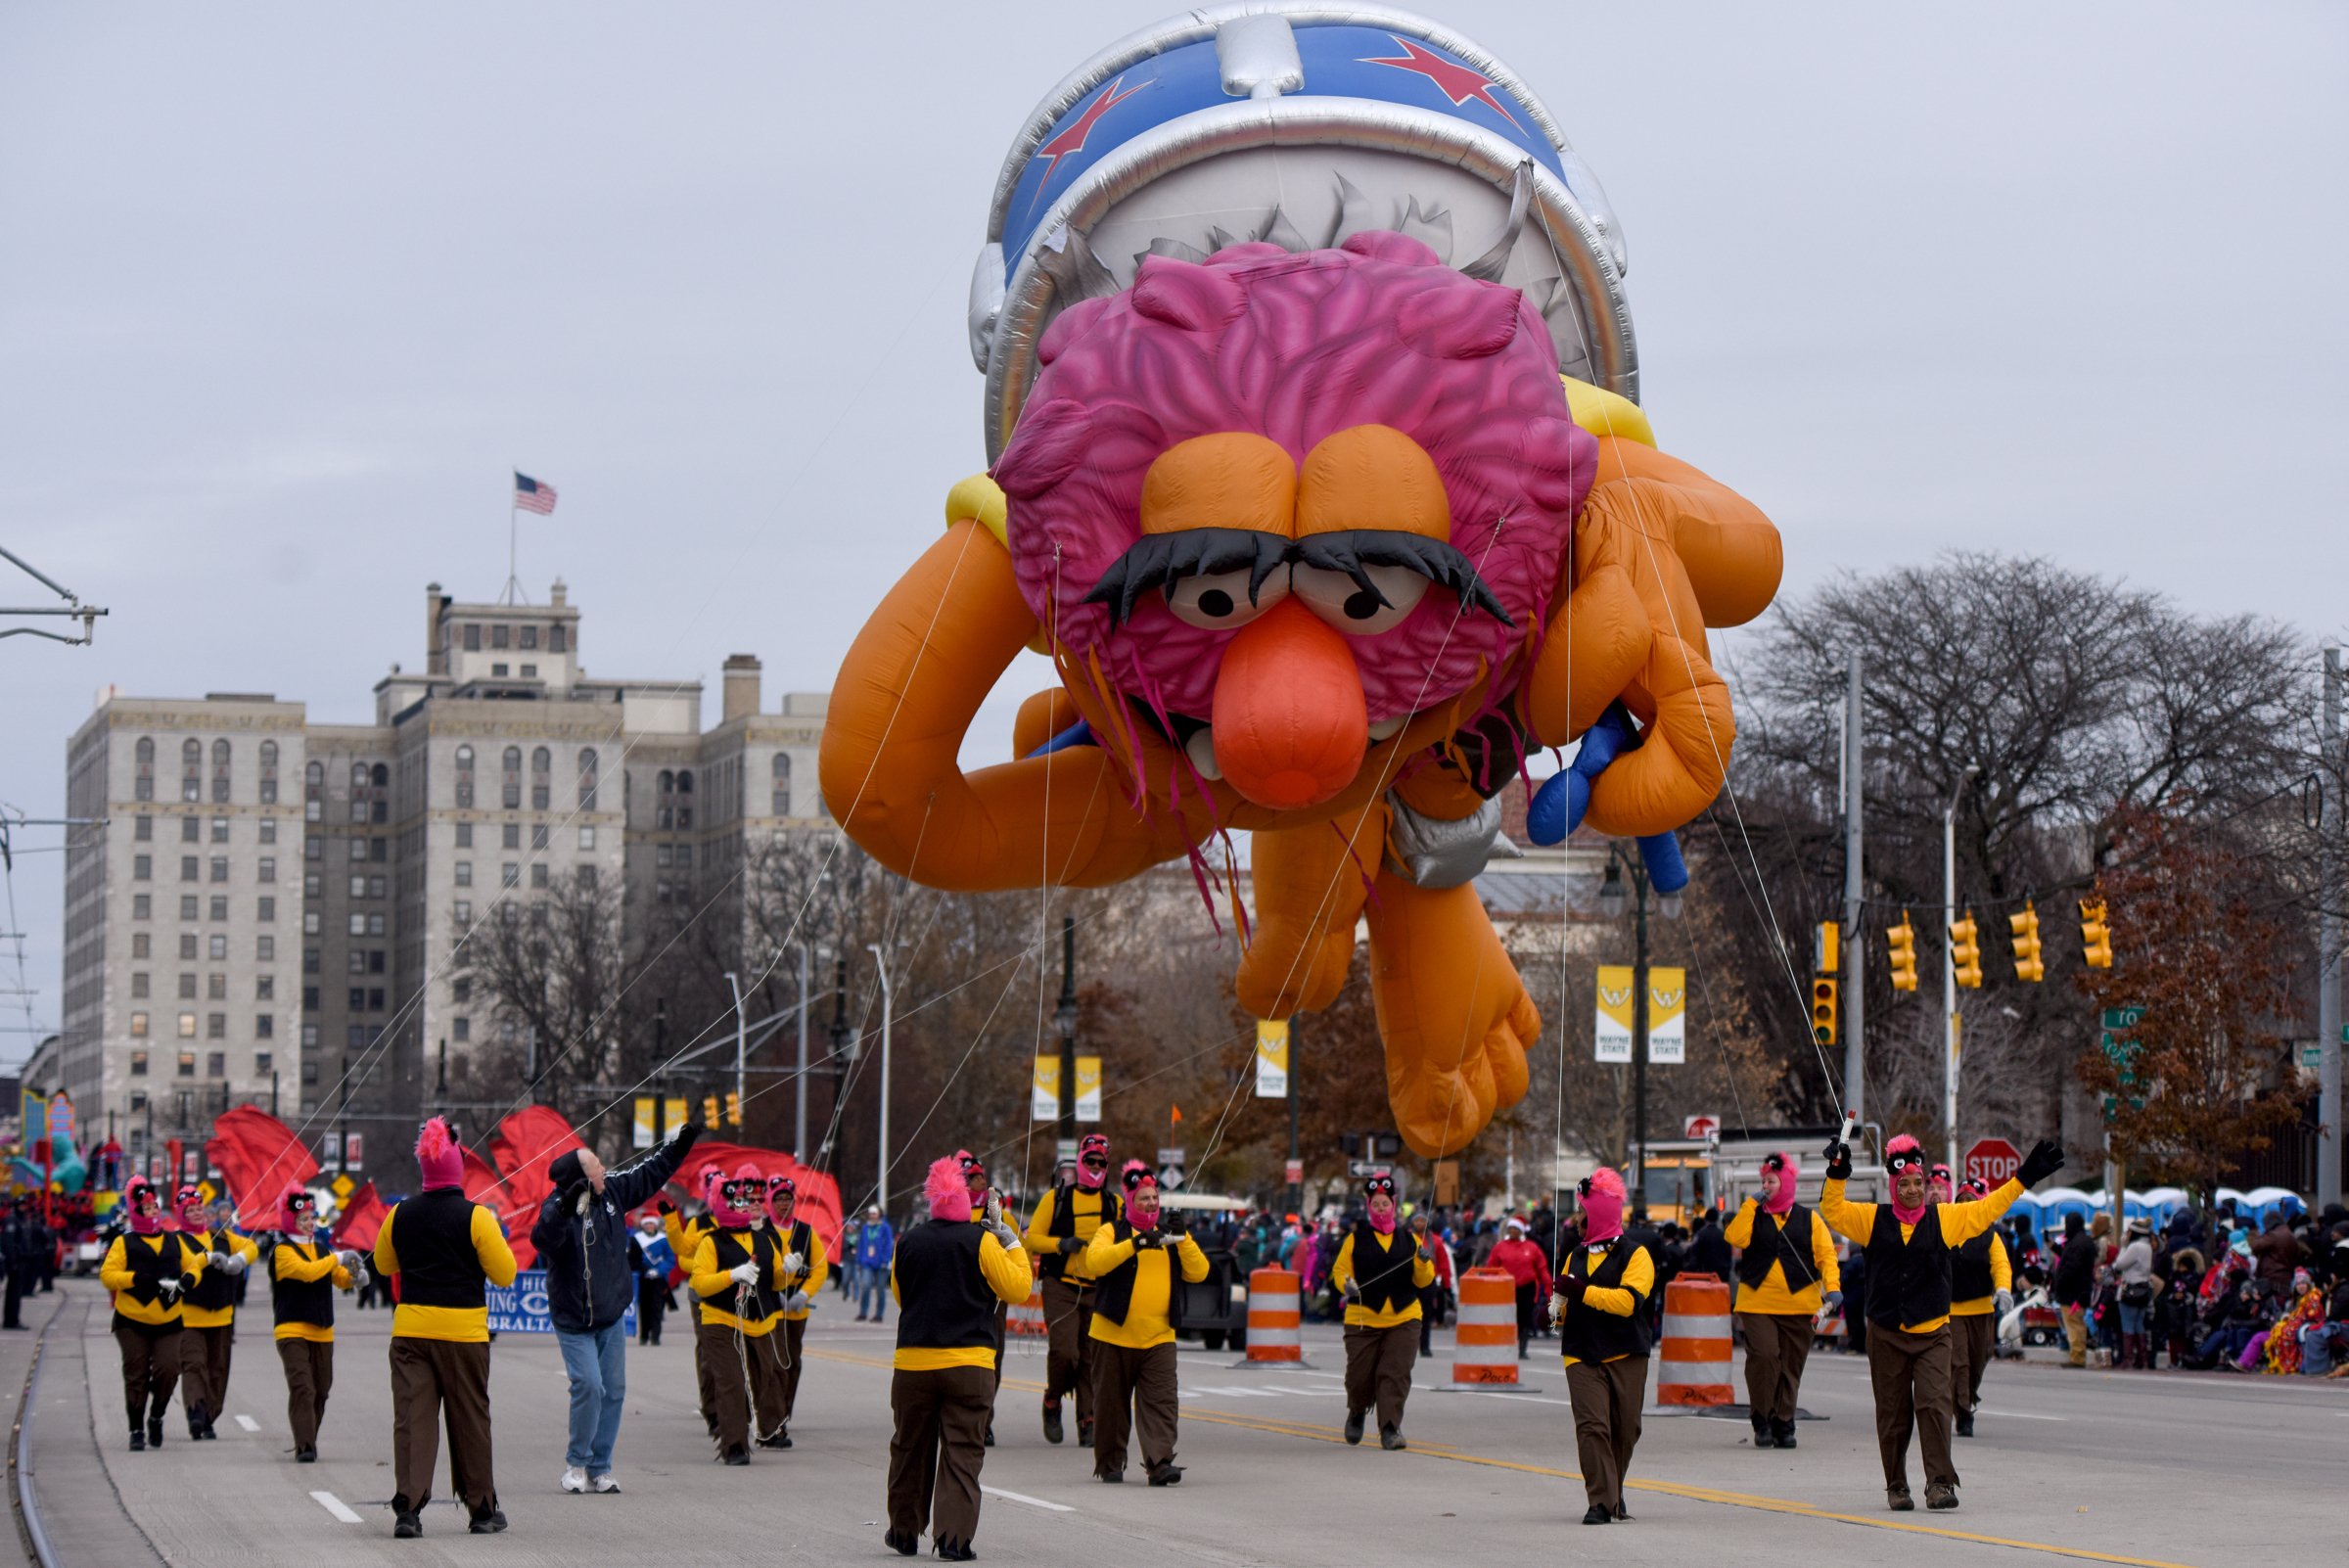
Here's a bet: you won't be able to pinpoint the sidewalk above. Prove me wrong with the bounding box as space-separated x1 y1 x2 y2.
13 1284 166 1568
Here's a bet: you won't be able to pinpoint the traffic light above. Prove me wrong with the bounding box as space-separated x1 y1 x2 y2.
724 1091 742 1129
1886 913 1919 992
2079 898 2112 969
1812 921 1840 976
1949 910 1983 989
1810 977 1839 1045
2008 901 2044 983
702 1094 720 1128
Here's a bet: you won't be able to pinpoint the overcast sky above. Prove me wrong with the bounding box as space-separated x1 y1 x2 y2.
3 3 2343 1065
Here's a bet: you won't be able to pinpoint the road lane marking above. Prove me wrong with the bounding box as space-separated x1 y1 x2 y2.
981 1485 1075 1513
1977 1408 2068 1421
309 1492 364 1524
234 1414 260 1432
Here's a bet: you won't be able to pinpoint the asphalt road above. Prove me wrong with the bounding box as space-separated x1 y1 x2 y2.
16 1282 2338 1568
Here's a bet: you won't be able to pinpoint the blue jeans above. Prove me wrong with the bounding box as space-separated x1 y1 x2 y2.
557 1321 628 1473
857 1266 889 1320
2117 1302 2147 1336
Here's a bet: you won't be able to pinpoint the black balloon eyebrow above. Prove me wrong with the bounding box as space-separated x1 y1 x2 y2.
1292 530 1512 626
1081 528 1290 624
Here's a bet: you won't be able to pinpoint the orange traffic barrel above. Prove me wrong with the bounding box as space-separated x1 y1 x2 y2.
1451 1268 1520 1384
1244 1267 1303 1362
1657 1270 1734 1406
1007 1278 1045 1338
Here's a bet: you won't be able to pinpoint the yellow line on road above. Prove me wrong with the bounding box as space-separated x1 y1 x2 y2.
803 1347 2202 1568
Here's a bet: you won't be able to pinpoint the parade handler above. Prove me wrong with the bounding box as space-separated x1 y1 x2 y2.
887 1155 1033 1561
530 1119 698 1493
1024 1131 1120 1447
268 1184 360 1463
1947 1177 2014 1438
1550 1169 1654 1525
100 1175 206 1452
375 1117 520 1539
1331 1173 1435 1451
688 1165 796 1464
174 1182 257 1441
1082 1162 1209 1484
662 1172 723 1436
1724 1152 1840 1450
1819 1131 2061 1511
766 1174 829 1444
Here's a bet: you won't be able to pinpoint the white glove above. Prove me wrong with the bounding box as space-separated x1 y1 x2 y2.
336 1249 365 1272
207 1251 230 1269
1548 1293 1567 1328
780 1251 806 1276
729 1261 761 1287
1341 1276 1362 1303
219 1250 249 1275
785 1290 810 1313
158 1276 183 1302
1995 1289 2015 1317
348 1262 371 1290
988 1220 1022 1251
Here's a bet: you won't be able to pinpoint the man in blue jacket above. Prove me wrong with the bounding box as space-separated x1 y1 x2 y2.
854 1205 895 1322
530 1123 699 1494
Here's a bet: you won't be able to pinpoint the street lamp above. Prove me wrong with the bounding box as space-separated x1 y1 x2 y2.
1943 766 1979 1180
1595 842 1681 1217
865 942 894 1218
725 970 747 1138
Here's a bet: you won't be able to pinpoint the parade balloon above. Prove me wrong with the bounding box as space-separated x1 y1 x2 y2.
821 2 1781 1158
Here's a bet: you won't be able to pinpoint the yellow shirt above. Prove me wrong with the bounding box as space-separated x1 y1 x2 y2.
689 1224 824 1336
1951 1230 2014 1316
1723 1200 1842 1315
1330 1229 1437 1328
1559 1242 1656 1366
374 1199 520 1343
101 1231 208 1326
1083 1226 1210 1349
1818 1176 2021 1334
779 1229 830 1321
1025 1187 1117 1282
271 1239 354 1343
179 1229 262 1328
890 1230 1033 1371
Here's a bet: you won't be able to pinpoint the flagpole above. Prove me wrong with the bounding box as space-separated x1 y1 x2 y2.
503 467 520 605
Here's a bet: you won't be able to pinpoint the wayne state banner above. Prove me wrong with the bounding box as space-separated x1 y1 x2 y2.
1593 966 1687 1064
1032 1055 1102 1122
1253 1019 1290 1098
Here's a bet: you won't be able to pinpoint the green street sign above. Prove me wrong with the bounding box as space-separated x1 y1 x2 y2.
2098 1003 2145 1088
2300 1041 2324 1070
2101 1006 2146 1030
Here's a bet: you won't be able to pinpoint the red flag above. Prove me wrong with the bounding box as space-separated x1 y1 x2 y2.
672 1141 845 1260
331 1180 387 1252
489 1106 581 1241
458 1141 540 1269
205 1106 321 1227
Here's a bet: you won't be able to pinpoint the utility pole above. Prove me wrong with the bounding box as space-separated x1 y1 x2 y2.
825 957 850 1175
2320 644 2343 1210
1055 916 1078 1163
270 1070 280 1120
652 999 668 1142
1633 860 1650 1218
726 971 747 1135
1286 1015 1302 1219
866 944 894 1216
1843 650 1866 1121
1943 768 1977 1179
795 945 811 1159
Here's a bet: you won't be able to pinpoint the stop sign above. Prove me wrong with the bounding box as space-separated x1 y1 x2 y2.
1964 1137 2021 1189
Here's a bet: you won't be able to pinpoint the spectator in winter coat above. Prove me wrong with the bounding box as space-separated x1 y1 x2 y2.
1684 1210 1734 1282
2053 1215 2098 1367
2106 1218 2157 1369
854 1207 896 1322
530 1123 699 1494
2250 1213 2305 1298
1487 1221 1551 1359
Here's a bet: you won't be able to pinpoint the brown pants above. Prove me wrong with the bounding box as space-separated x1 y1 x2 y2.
887 1365 994 1553
1343 1320 1419 1432
1866 1321 1956 1491
390 1336 495 1518
277 1338 335 1450
1091 1339 1179 1475
1566 1356 1647 1511
1949 1311 1994 1413
180 1322 234 1424
779 1315 808 1422
2061 1303 2088 1365
1738 1311 1814 1425
114 1321 181 1427
690 1298 716 1429
699 1318 789 1451
1041 1275 1096 1421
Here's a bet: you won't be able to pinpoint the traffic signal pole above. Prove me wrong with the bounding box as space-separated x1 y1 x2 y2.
1843 650 1865 1122
1943 767 1976 1178
2320 644 2342 1210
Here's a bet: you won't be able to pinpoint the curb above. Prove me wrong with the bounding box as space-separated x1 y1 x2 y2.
8 1289 71 1568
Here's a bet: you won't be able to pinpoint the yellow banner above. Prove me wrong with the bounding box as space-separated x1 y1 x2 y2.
1034 1055 1104 1122
1649 966 1686 1064
1595 965 1635 1061
1076 1055 1102 1122
1254 1019 1290 1098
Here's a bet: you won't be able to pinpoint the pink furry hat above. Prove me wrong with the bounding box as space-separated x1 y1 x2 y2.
926 1155 972 1222
414 1117 464 1190
710 1163 762 1228
1884 1133 1925 1172
278 1183 317 1233
1579 1168 1627 1244
1763 1151 1800 1214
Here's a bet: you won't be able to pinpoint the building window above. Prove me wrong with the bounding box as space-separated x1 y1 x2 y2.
347 914 365 936
259 818 276 845
455 745 475 807
135 736 156 801
180 855 198 881
772 753 791 816
576 748 598 809
490 663 508 677
178 934 198 961
453 899 472 924
255 1014 274 1038
551 623 568 652
177 1015 197 1040
134 814 153 842
367 913 386 936
520 624 538 650
131 971 150 997
302 910 320 935
207 971 226 997
134 853 152 880
255 947 274 974
530 746 551 808
255 1050 272 1073
530 862 549 889
463 623 481 651
209 896 228 921
501 822 521 850
257 855 274 883
174 1048 195 1074
502 863 520 888
453 1015 471 1042
207 1012 226 1038
257 898 275 923
182 738 202 802
130 1017 149 1042
259 739 278 804
456 822 473 848
302 948 319 973
179 896 199 921
520 664 536 678
530 824 549 851
576 864 597 890
300 1024 317 1047
133 895 152 920
179 815 199 843
301 986 319 1012
131 933 151 959
348 873 367 898
207 1051 226 1077
208 934 228 960
211 815 229 843
348 838 367 862
501 746 522 808
455 861 472 887
209 855 228 882
346 950 365 974
177 971 196 996
211 738 232 803
490 623 509 649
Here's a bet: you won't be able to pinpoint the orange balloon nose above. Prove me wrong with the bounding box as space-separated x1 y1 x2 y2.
1211 599 1368 810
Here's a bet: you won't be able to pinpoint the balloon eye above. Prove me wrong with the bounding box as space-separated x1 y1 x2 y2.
1291 564 1429 635
1166 567 1286 630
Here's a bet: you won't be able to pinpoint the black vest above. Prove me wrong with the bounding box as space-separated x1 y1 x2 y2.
1040 1186 1120 1280
1733 1205 1819 1293
1558 1240 1653 1362
1862 1203 1955 1328
707 1225 780 1320
117 1230 195 1307
1091 1219 1181 1331
270 1238 337 1330
183 1228 241 1313
1346 1222 1421 1314
1951 1231 1997 1302
894 1220 1003 1352
388 1188 491 1310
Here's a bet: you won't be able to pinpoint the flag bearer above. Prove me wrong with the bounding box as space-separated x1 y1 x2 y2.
1724 1152 1840 1451
1330 1173 1435 1452
1083 1163 1209 1484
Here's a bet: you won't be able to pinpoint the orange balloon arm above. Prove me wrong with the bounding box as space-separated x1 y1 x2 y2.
1583 633 1735 839
819 520 1198 891
1365 872 1537 1159
1518 560 1653 749
1235 798 1388 1021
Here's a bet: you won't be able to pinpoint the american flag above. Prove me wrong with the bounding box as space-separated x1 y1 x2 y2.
513 472 558 515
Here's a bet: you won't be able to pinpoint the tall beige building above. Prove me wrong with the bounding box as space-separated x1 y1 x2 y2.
59 579 826 1188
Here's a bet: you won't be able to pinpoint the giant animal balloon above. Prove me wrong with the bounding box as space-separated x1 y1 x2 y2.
821 4 1780 1157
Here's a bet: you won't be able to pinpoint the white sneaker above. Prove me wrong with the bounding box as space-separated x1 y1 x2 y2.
590 1473 621 1494
561 1466 588 1494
